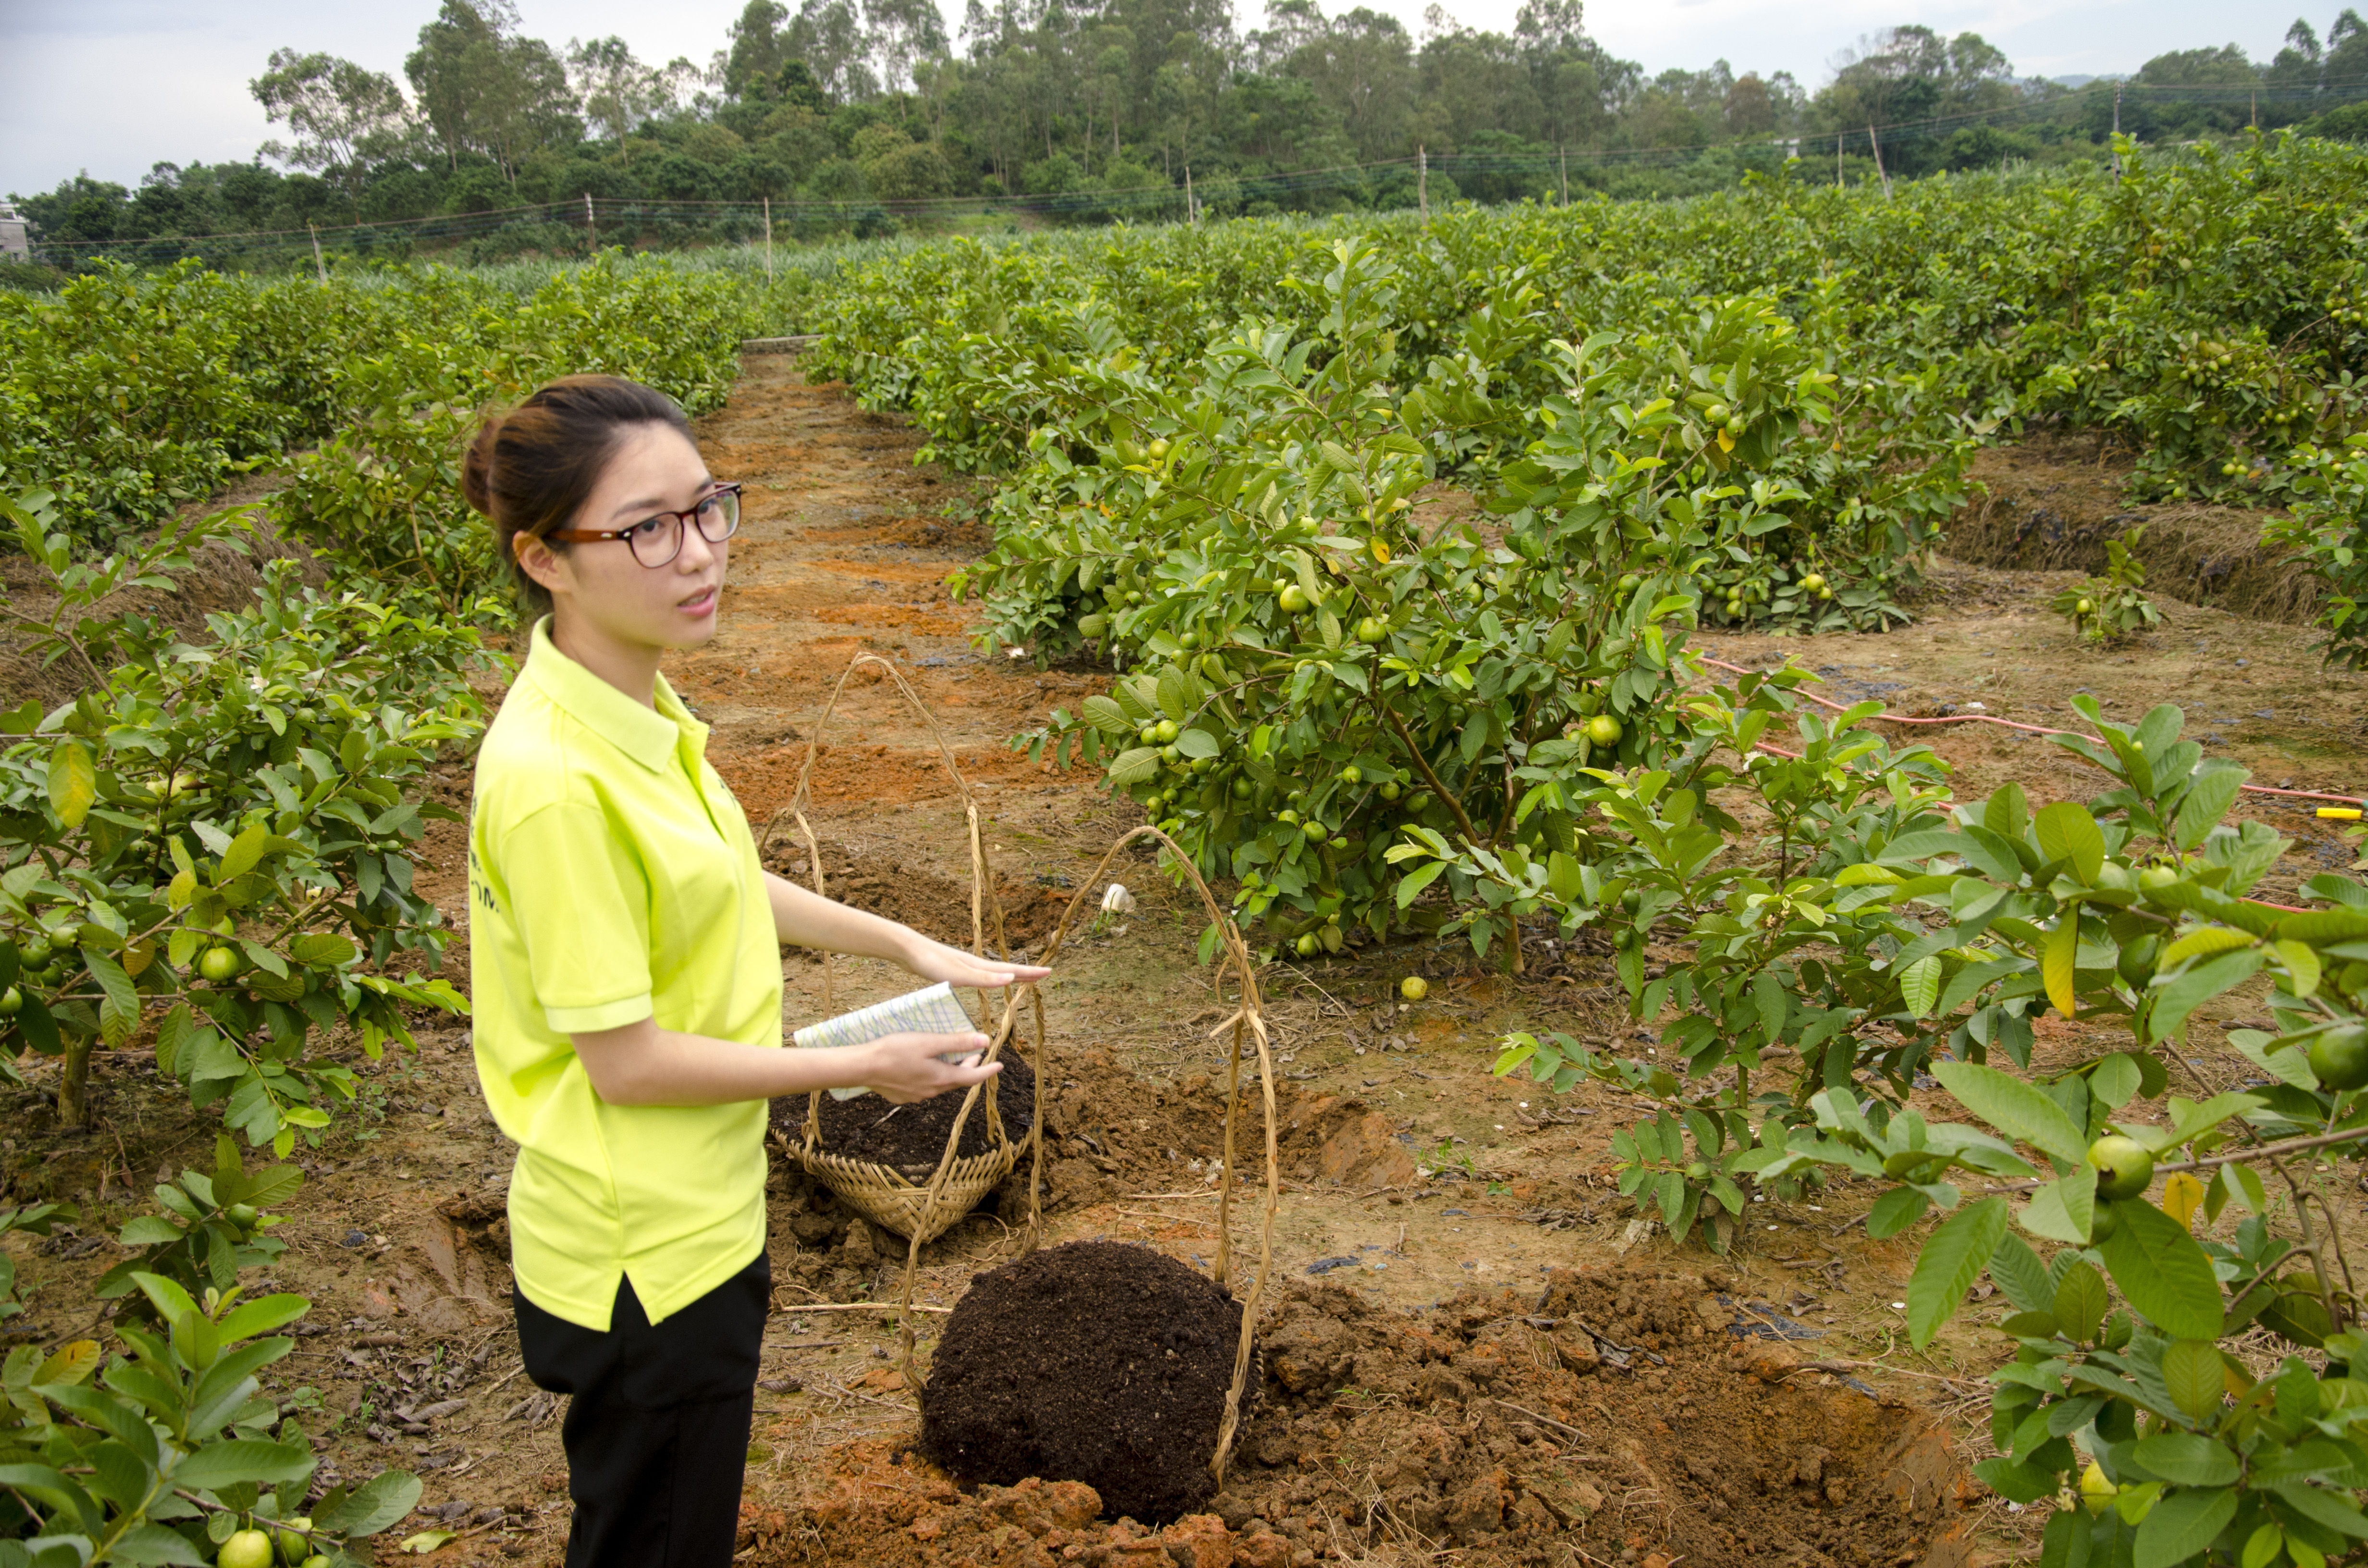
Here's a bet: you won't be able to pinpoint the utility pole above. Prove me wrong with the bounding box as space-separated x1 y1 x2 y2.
1558 144 1568 207
1418 145 1428 220
1838 131 1844 188
1868 124 1891 199
308 223 326 282
1185 165 1198 225
2111 85 2123 181
763 196 774 283
585 192 597 252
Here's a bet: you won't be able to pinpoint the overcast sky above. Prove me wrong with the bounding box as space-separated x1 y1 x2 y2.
1 0 2297 197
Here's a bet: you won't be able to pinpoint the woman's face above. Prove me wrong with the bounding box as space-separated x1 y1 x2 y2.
522 423 728 652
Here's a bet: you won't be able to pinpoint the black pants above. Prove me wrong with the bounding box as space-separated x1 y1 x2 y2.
514 1251 769 1568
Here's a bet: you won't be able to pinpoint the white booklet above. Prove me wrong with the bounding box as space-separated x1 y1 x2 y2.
791 981 983 1100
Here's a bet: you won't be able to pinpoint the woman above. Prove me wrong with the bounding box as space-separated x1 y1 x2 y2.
461 374 1047 1567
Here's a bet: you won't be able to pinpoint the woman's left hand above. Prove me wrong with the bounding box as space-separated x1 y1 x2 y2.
902 934 1050 990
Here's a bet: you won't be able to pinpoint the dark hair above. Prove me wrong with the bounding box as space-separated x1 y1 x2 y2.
461 374 693 616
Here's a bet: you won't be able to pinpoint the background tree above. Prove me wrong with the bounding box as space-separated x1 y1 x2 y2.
1271 2 1417 163
727 1 794 97
790 0 882 102
249 51 415 202
869 0 955 95
23 0 2352 255
404 0 579 182
567 36 695 139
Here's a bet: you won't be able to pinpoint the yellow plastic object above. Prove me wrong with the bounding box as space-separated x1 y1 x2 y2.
2318 807 2363 821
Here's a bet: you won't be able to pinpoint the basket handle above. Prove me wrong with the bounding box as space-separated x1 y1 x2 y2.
763 650 1021 1173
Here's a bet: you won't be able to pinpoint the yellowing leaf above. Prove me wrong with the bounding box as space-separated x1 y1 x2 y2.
47 738 94 830
1369 538 1391 563
2161 926 2255 967
1716 428 1736 452
2272 939 2322 999
2044 916 2078 1018
33 1339 99 1387
2162 1172 2207 1232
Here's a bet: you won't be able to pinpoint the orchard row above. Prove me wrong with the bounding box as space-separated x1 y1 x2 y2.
803 139 2368 1566
0 253 787 1565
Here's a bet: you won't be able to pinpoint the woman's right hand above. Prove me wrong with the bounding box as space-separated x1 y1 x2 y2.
862 1031 1003 1104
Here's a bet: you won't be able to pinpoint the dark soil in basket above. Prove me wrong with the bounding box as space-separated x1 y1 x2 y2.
772 1054 1035 1176
918 1240 1251 1524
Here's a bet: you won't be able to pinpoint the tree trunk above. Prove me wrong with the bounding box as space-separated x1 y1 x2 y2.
58 1037 93 1130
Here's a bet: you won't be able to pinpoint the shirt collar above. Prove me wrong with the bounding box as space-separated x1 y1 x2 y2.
523 617 708 773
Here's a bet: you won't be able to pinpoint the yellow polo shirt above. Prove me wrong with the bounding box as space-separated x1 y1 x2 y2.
467 618 782 1331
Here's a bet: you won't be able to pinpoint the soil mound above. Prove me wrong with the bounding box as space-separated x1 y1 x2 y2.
736 1459 1296 1568
772 1054 1036 1176
1021 1050 1410 1213
919 1240 1250 1524
742 1262 1977 1568
1225 1269 1974 1568
1945 435 2315 625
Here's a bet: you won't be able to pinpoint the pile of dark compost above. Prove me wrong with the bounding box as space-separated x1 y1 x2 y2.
773 1054 1036 1176
919 1240 1251 1524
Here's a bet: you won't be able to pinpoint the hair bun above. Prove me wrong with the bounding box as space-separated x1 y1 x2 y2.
461 414 503 519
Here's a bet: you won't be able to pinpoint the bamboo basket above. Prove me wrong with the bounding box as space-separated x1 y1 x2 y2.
763 656 1281 1481
758 652 1037 1248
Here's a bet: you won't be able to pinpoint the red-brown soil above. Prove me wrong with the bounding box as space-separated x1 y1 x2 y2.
10 354 2368 1568
746 1267 1976 1568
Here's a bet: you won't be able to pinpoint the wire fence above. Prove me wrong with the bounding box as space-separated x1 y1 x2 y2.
21 72 2367 272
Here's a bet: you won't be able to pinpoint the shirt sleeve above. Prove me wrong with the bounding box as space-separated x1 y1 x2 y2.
498 801 656 1034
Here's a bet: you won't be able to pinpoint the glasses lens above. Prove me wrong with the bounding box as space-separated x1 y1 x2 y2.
627 513 684 568
694 489 740 543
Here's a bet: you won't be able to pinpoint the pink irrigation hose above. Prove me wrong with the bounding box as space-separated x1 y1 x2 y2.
1697 657 2362 808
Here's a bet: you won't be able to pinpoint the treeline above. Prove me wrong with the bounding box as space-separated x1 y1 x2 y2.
15 0 2368 262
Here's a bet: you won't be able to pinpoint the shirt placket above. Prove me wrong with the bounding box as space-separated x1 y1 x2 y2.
674 727 750 1005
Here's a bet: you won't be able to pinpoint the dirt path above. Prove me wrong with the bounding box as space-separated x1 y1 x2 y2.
9 356 2368 1568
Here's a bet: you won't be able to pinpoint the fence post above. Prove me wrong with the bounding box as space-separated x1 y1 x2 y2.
1185 165 1198 225
1838 131 1844 188
308 223 326 282
1867 124 1891 200
764 196 774 283
585 192 596 252
1558 144 1568 207
1418 145 1428 220
2111 86 2123 182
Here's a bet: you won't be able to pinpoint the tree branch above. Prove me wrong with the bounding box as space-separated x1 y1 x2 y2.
1980 1125 2368 1194
1381 702 1481 845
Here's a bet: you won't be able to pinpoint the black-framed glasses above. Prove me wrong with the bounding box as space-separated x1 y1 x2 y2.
550 483 742 567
